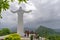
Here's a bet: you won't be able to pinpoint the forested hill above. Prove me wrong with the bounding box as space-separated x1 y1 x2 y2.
35 25 57 37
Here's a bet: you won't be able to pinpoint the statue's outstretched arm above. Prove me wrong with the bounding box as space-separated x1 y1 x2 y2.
23 10 32 13
10 10 18 13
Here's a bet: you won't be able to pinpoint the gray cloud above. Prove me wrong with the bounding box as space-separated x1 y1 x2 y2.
0 0 60 29
24 0 60 29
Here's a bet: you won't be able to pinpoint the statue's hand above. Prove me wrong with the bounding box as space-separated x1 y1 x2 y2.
23 10 32 13
10 10 17 13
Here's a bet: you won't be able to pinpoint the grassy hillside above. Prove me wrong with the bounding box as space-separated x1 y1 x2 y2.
35 25 58 37
35 25 60 40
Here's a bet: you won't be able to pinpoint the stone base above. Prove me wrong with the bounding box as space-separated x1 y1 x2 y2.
17 33 24 37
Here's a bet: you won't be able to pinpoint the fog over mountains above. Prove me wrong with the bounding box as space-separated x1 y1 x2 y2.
0 0 60 29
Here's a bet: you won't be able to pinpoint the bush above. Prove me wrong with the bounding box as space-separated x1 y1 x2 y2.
47 35 60 40
30 35 33 40
2 28 11 35
4 33 21 40
0 28 11 36
0 30 3 36
48 35 56 40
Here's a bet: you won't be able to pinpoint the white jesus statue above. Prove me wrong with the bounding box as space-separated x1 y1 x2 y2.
10 7 32 36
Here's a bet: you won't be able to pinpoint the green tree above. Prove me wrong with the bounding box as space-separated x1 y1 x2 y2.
0 28 11 36
4 33 21 40
0 30 3 36
47 35 60 40
0 0 27 18
36 25 56 37
1 28 11 35
30 35 33 40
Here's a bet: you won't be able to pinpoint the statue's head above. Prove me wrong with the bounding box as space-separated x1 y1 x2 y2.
19 7 22 9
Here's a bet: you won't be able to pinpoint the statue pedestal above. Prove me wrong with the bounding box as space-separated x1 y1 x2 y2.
17 24 24 37
17 33 24 37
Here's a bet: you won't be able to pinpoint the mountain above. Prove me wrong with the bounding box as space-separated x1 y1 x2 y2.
35 25 56 37
54 29 60 32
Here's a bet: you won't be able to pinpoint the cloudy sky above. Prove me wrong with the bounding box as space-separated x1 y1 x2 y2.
0 0 60 29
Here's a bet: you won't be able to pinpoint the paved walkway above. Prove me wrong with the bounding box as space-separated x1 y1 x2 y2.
0 35 46 40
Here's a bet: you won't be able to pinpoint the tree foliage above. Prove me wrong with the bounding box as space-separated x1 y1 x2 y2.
47 35 60 40
4 33 21 40
0 0 27 18
36 25 56 37
36 25 60 40
0 28 11 36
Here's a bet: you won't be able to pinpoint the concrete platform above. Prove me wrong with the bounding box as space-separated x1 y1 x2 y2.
0 35 46 40
0 35 30 40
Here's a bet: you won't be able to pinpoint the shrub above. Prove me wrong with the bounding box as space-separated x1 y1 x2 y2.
47 35 60 40
0 28 11 36
4 33 21 40
30 35 33 40
2 28 11 35
48 36 56 40
0 30 3 36
55 35 60 40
